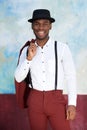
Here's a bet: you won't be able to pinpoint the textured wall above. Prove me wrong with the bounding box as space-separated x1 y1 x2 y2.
0 0 87 94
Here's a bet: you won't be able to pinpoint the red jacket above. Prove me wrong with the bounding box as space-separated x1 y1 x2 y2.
15 39 35 109
15 79 30 109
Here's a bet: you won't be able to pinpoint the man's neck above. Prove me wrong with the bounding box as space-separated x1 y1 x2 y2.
36 37 49 48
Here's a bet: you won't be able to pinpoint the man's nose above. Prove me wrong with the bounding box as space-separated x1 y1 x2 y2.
39 24 44 29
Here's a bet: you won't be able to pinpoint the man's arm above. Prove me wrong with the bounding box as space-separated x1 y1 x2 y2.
62 44 77 120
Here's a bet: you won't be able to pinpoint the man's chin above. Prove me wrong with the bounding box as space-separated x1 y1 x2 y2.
36 36 49 40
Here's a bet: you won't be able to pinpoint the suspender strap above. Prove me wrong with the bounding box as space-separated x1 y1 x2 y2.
54 41 58 90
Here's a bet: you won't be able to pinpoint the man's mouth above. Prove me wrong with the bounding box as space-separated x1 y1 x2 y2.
38 31 45 37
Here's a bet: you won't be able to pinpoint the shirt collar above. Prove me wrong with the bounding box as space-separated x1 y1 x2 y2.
35 37 52 48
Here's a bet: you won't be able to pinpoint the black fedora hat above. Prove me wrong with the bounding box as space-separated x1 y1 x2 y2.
28 9 55 23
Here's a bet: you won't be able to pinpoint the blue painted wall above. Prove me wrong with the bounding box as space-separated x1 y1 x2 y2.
0 0 87 93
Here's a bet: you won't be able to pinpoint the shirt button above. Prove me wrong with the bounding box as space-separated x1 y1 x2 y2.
43 81 45 83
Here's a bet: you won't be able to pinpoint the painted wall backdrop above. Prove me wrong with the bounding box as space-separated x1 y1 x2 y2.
0 0 87 94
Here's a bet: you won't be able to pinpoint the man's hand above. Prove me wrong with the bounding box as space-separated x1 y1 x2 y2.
66 105 76 120
27 42 37 61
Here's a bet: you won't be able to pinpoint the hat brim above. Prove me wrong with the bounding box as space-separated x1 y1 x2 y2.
28 17 55 23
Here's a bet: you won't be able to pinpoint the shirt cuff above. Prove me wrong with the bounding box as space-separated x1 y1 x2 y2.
68 97 77 107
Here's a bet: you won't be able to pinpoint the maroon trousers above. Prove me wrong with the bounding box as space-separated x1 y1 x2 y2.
27 89 70 130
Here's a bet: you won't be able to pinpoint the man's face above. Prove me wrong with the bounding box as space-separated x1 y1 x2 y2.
32 19 52 40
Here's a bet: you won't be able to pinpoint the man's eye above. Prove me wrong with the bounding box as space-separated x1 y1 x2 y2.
34 23 38 25
45 23 49 26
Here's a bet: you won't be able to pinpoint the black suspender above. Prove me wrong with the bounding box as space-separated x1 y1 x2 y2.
54 41 58 90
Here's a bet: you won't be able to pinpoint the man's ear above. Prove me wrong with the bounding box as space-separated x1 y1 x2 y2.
31 23 33 29
50 23 52 30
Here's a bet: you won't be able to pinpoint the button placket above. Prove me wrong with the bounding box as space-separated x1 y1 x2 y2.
41 50 46 89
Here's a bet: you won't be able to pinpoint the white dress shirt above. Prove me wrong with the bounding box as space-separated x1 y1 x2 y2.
14 38 77 106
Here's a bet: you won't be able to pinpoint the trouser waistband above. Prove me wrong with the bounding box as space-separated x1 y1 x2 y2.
30 88 63 95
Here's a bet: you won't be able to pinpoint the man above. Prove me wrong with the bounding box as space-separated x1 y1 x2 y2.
15 9 77 130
